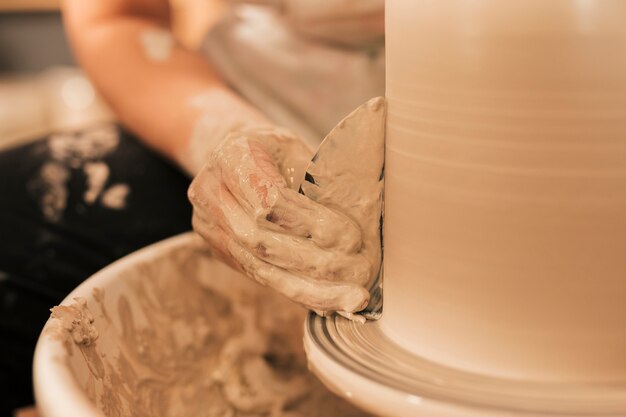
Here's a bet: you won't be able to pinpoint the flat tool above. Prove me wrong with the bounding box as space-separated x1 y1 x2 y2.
299 96 386 320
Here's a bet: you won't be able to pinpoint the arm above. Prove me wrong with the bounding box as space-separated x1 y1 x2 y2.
61 0 268 174
63 0 373 314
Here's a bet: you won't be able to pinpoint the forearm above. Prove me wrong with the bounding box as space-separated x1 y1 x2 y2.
62 0 269 174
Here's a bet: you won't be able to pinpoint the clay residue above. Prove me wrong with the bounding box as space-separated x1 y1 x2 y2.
83 162 110 204
33 162 70 222
50 297 98 347
140 29 174 62
48 126 119 167
29 125 132 221
101 183 130 210
48 238 371 417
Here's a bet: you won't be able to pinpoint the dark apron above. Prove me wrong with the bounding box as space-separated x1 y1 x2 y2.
0 124 192 415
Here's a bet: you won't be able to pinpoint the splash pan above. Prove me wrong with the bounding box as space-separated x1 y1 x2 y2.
304 313 626 417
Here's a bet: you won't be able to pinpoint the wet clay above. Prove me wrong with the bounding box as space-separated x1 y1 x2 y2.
48 237 372 417
29 125 131 221
50 298 99 347
83 162 110 205
139 29 174 63
190 121 380 314
101 184 130 210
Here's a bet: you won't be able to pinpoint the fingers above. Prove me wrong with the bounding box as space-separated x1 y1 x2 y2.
190 168 370 312
215 131 363 253
189 172 242 272
189 129 373 313
190 165 370 286
218 180 371 285
193 206 370 312
255 186 364 253
227 237 370 313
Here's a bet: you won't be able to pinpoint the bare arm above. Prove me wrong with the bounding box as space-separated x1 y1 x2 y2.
61 0 268 173
62 0 375 314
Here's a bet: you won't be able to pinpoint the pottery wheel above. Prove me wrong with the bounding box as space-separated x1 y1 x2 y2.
304 312 626 417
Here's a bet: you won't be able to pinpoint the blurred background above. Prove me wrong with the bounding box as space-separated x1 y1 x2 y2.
0 2 221 415
0 0 223 149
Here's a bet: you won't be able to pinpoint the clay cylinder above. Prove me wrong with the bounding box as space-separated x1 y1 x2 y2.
382 0 626 382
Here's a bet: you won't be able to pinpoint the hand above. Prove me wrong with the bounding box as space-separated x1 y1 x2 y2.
188 127 371 313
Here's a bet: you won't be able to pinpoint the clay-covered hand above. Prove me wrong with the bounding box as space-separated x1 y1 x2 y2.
188 127 371 313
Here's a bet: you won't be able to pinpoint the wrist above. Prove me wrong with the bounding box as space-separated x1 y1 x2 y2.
175 90 274 176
